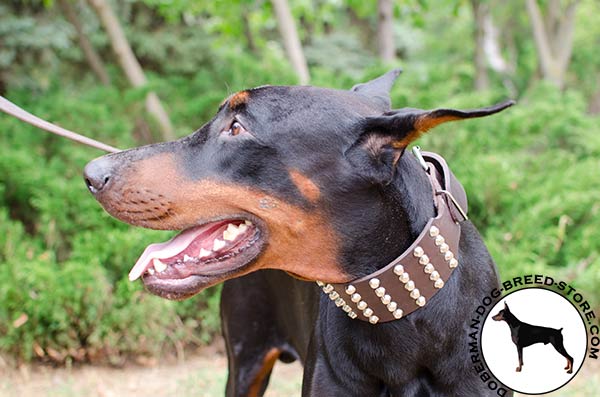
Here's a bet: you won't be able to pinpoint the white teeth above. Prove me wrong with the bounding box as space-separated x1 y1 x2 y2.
199 248 211 258
237 223 248 233
148 268 155 275
183 254 193 262
223 224 240 241
213 239 226 251
245 220 252 226
153 258 167 273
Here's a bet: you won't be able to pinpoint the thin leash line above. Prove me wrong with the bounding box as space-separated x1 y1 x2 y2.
0 95 121 153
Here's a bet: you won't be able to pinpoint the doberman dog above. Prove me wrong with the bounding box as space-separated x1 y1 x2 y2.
84 70 514 396
492 302 574 374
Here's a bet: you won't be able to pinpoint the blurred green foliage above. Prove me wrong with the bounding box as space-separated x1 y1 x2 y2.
0 0 599 365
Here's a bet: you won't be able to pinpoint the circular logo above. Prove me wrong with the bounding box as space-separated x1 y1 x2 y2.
481 288 587 394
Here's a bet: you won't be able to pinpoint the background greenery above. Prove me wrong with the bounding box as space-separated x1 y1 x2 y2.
0 0 598 366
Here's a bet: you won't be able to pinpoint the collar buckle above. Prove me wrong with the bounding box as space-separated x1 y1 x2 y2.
436 189 469 222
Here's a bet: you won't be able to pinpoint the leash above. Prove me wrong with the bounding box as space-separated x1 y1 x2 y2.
317 147 469 324
0 96 121 153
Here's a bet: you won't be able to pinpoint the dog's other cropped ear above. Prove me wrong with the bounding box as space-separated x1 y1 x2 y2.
345 100 515 184
351 68 402 111
365 100 515 150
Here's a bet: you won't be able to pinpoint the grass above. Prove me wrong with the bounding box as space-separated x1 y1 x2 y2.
0 343 597 396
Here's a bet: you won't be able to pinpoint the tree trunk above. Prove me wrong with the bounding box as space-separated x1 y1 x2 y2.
241 9 258 55
470 0 489 90
87 0 175 140
347 7 376 48
58 0 111 86
588 94 600 114
270 0 310 85
525 0 579 89
376 0 395 62
588 83 600 114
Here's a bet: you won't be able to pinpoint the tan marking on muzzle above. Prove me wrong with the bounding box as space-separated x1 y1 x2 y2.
289 169 320 203
99 152 349 283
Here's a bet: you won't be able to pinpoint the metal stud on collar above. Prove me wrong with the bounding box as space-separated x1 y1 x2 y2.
427 228 460 269
394 264 405 275
369 278 380 289
426 228 455 288
429 226 440 237
317 281 360 320
413 246 424 257
381 294 392 305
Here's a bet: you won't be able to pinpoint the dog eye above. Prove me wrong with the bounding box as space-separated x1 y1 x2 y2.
228 121 246 136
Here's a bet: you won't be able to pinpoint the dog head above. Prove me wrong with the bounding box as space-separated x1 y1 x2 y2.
492 302 511 321
84 70 513 300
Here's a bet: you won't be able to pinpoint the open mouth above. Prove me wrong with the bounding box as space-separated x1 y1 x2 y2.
129 217 266 300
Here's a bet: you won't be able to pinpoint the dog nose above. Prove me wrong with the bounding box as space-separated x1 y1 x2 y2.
84 157 113 194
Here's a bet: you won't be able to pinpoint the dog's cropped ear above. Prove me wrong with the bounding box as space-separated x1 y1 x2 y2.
345 100 515 184
504 302 509 310
351 68 402 110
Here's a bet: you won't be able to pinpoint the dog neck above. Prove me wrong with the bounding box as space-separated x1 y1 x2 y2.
336 154 436 279
503 310 522 328
319 150 467 324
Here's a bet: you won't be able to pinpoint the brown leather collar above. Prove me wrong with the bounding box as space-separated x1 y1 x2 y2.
316 148 468 324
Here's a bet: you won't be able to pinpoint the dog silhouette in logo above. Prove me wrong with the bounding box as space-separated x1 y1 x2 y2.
492 302 573 373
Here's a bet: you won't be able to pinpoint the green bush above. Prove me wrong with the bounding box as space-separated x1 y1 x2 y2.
0 83 226 365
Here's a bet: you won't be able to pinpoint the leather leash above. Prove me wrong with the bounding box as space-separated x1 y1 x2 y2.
316 147 469 324
0 95 120 153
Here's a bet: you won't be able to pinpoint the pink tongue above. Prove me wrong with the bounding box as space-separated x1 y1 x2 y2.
128 225 215 281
